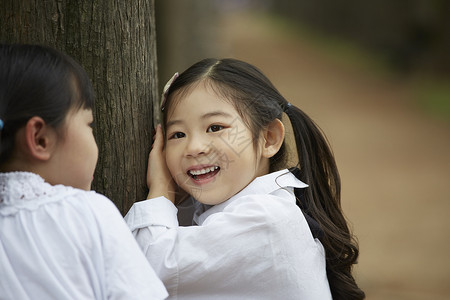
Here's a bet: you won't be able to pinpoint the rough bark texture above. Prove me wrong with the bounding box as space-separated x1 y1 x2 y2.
1 0 159 214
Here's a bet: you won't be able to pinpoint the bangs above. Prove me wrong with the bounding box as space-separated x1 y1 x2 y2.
164 78 255 135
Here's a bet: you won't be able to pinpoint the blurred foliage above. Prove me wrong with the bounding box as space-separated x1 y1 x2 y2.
155 0 449 120
413 79 450 119
266 11 450 120
271 0 450 75
260 11 450 120
261 13 394 77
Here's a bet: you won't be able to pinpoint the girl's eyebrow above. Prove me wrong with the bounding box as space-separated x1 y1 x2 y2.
201 111 233 119
166 119 183 129
166 111 233 129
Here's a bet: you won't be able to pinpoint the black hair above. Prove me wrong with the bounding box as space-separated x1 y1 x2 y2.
0 44 94 165
163 58 365 299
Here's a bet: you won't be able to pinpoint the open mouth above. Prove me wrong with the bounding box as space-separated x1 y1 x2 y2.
188 166 220 181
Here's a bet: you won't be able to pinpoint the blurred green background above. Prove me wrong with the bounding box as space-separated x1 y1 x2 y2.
156 1 450 299
156 0 450 120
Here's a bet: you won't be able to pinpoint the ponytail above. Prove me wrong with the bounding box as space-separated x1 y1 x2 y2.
285 104 365 300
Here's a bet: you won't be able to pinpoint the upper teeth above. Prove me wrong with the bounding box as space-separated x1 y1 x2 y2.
189 166 218 176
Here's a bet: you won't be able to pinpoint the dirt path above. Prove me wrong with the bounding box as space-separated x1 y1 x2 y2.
217 11 450 300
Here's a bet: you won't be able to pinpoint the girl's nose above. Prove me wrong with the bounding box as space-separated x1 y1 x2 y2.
185 134 211 157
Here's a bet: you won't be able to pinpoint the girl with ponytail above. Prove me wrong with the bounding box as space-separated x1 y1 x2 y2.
126 58 365 299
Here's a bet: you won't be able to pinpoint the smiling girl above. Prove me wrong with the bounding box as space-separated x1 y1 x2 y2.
125 58 365 299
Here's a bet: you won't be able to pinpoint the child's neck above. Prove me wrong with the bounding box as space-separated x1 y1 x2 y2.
1 156 41 176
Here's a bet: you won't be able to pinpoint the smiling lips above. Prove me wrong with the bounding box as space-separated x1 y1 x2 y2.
188 166 220 181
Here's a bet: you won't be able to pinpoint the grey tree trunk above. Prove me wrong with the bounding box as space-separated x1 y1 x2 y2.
0 0 159 214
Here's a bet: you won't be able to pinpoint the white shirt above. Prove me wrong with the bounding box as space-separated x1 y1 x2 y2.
0 172 168 300
125 169 332 300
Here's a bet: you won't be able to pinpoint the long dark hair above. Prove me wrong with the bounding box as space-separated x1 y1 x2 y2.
0 44 94 165
163 58 365 299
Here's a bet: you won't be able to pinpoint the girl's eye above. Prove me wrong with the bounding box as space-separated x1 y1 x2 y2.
89 122 95 128
169 132 185 139
207 125 224 133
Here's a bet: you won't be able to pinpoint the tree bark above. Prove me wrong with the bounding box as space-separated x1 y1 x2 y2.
0 0 159 214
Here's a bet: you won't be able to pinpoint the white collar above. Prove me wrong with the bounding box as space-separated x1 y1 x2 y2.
0 172 50 204
0 172 76 216
195 169 307 225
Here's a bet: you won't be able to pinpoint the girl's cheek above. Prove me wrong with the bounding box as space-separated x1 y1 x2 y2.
165 150 175 171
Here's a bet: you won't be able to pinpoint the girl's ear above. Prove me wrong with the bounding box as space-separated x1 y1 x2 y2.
262 119 285 158
24 116 57 161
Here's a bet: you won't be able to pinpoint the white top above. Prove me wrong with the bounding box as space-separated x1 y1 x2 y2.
0 172 168 300
125 169 332 300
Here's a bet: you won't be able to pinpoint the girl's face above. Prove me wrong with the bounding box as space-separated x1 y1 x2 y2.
165 83 269 205
49 108 98 190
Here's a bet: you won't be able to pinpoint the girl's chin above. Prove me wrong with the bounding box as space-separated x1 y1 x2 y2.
179 182 228 205
195 196 228 206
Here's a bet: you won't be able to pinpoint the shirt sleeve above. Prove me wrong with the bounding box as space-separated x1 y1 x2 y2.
124 195 330 299
88 193 168 300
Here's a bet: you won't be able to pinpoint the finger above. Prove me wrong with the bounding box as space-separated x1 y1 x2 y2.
152 124 164 152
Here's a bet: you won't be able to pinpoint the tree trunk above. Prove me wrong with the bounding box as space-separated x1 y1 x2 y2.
0 0 159 214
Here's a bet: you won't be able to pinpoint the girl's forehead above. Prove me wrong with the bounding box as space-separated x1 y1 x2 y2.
167 82 234 113
170 80 214 102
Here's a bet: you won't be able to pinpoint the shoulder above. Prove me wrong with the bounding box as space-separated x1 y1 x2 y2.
60 189 133 245
211 192 303 227
225 192 319 244
79 190 120 212
58 186 111 207
55 187 122 225
229 192 298 213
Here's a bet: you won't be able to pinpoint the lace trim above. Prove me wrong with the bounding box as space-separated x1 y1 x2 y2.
0 171 73 216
